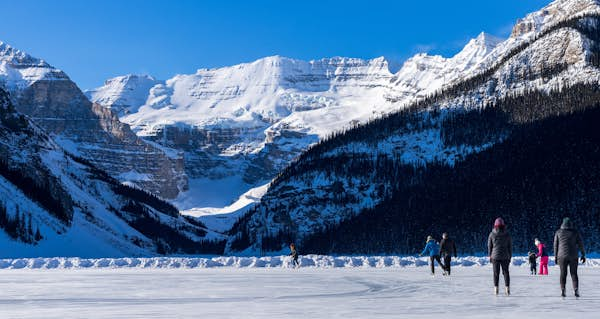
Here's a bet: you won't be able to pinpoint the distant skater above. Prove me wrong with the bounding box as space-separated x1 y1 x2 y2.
488 217 512 295
419 236 444 276
439 232 457 276
289 243 299 268
554 218 586 297
528 251 537 275
535 238 549 275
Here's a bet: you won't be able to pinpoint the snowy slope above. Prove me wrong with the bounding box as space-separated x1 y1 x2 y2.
0 42 186 199
86 74 160 117
89 30 504 226
225 0 600 254
87 0 600 241
0 41 68 91
0 87 217 257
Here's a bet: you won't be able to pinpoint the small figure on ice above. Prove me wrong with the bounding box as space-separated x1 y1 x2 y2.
488 217 512 296
528 251 537 275
289 243 299 268
419 235 444 276
534 238 549 275
439 232 457 276
553 217 586 298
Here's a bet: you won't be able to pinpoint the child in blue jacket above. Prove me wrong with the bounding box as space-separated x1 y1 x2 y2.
420 235 444 275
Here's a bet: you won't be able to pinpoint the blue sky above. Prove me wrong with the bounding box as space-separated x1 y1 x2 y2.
0 0 549 89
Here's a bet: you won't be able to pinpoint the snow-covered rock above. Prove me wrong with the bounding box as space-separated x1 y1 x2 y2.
0 42 186 198
89 30 504 223
0 87 215 257
85 74 160 117
224 0 600 253
1 255 597 269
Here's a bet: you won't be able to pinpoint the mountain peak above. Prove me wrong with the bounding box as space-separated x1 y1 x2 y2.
103 74 157 86
0 40 49 67
511 0 600 38
474 32 504 49
449 32 503 68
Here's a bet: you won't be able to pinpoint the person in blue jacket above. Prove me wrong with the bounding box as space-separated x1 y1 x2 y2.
419 235 444 275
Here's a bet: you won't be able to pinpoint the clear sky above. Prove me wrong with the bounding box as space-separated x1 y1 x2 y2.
0 0 550 89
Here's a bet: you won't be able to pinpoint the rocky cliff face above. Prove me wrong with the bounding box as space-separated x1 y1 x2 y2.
0 42 187 198
0 87 217 257
511 0 599 37
88 33 502 217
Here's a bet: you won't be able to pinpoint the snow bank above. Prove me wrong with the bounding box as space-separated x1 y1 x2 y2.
0 255 598 270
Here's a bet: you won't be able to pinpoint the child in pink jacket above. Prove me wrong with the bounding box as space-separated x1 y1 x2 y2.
535 238 549 275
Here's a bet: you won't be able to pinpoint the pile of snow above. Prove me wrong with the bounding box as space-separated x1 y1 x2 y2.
0 256 597 270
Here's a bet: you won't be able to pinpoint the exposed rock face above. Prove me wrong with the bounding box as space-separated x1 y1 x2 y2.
89 38 501 213
0 87 213 257
0 42 187 199
510 0 600 38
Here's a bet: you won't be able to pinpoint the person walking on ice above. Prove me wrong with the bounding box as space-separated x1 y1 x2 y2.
528 251 537 275
535 238 549 275
419 235 444 276
488 217 512 295
289 243 299 268
439 232 457 276
553 217 586 297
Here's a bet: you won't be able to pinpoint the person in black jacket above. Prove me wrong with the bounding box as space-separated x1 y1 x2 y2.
289 243 299 268
488 217 512 295
528 251 537 275
439 232 457 276
554 218 586 297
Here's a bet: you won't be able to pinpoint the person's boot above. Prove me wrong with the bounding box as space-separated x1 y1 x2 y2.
574 289 580 298
494 286 499 295
505 286 510 296
561 288 566 297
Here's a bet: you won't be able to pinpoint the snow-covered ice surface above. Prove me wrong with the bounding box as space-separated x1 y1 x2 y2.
0 256 599 318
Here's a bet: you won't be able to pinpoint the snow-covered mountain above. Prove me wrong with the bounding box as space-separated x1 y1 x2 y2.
224 0 600 254
0 87 218 258
88 29 504 222
86 74 161 117
0 42 186 199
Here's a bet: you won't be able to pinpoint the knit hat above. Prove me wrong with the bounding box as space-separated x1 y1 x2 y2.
426 235 434 242
494 217 505 228
561 217 573 229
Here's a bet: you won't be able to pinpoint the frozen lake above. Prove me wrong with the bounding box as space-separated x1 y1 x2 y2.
0 259 598 318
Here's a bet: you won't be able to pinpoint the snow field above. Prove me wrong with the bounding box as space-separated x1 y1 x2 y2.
0 263 598 318
0 255 599 270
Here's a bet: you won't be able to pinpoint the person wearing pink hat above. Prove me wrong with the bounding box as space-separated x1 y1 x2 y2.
488 217 512 295
534 238 549 275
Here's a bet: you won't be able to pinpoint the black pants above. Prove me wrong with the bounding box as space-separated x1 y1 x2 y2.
292 256 299 267
443 255 452 274
558 257 579 291
492 259 510 287
530 263 537 275
429 255 443 274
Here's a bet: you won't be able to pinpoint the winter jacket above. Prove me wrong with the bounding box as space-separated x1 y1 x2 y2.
439 238 457 257
289 247 298 259
488 228 512 261
421 240 440 257
553 220 585 260
536 243 549 257
528 253 537 265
